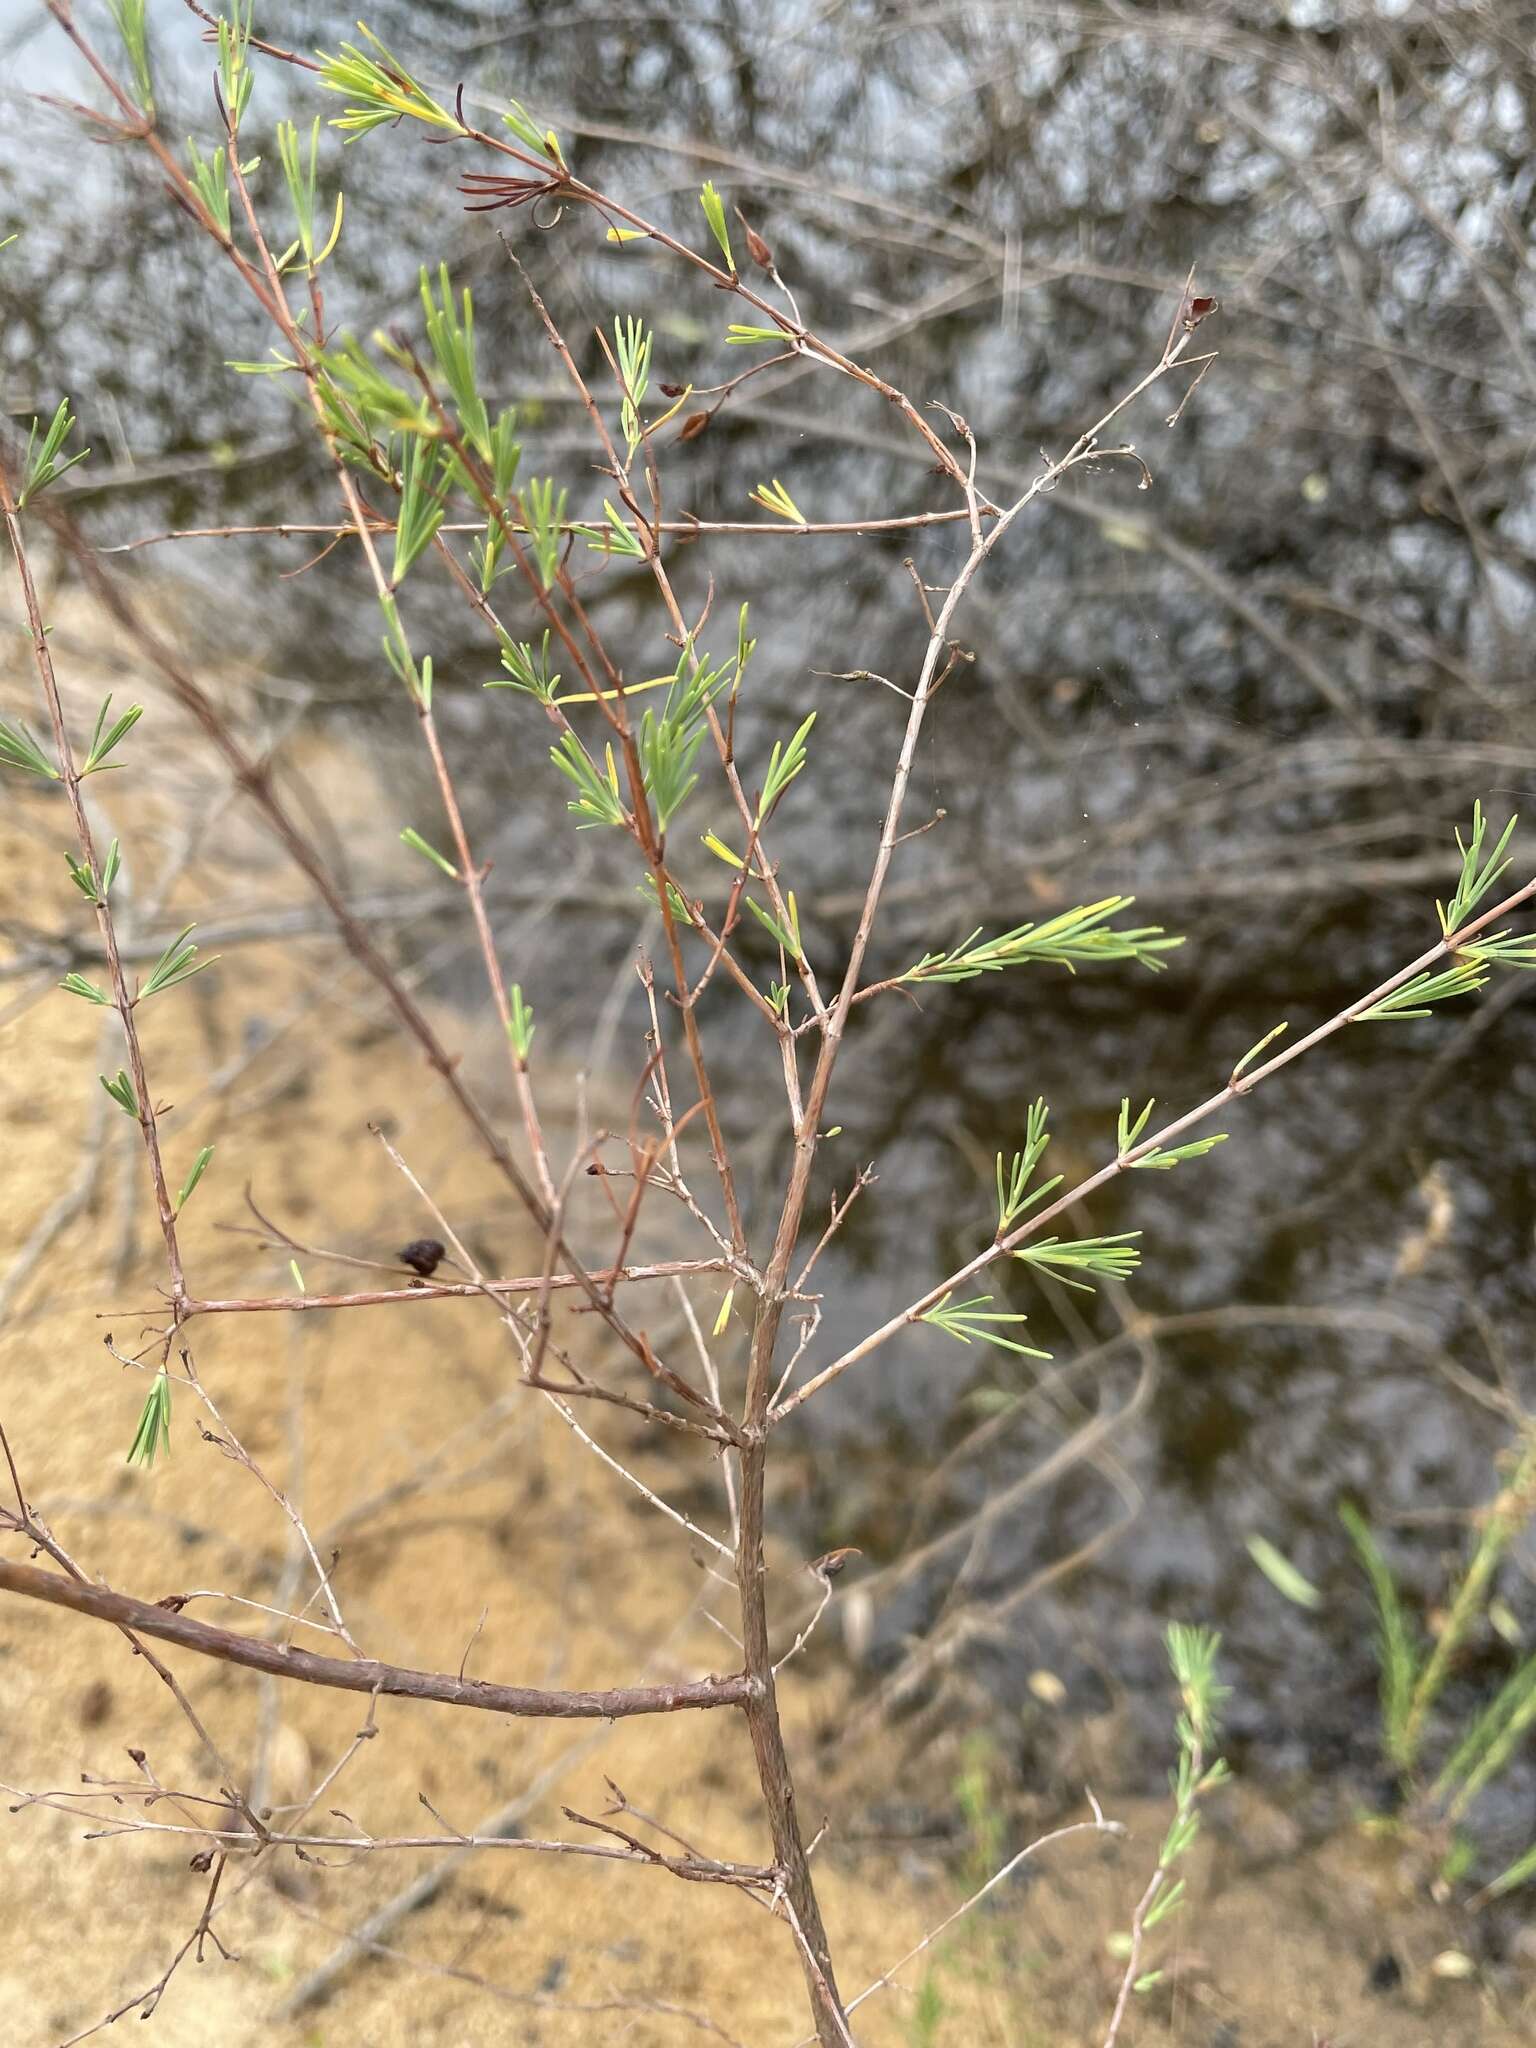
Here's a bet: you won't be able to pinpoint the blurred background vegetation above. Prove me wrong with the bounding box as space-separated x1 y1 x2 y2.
3 0 1535 2023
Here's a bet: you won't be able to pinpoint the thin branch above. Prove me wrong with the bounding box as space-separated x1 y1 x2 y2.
0 457 187 1309
170 1258 731 1318
832 1811 1125 2031
0 1557 747 1719
98 507 987 551
778 870 1536 1419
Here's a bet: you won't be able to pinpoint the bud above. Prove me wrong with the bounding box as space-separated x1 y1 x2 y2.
735 206 774 272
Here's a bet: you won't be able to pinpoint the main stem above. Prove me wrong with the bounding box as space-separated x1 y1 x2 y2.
729 516 1007 2043
734 1441 845 2040
728 354 1174 2023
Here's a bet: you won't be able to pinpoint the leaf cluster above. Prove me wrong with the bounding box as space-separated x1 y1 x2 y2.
903 897 1182 986
921 1290 1050 1360
316 24 458 135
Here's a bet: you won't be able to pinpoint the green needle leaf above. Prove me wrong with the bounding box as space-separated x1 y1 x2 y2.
0 714 60 779
139 925 218 1000
82 695 144 774
1438 802 1518 937
908 900 1182 987
756 713 815 826
1014 1232 1142 1290
744 893 804 962
612 314 653 463
699 181 734 268
995 1100 1056 1233
126 1369 173 1467
175 1145 216 1214
400 826 459 879
1356 963 1487 1021
507 983 535 1062
1231 1020 1288 1082
1460 930 1536 970
1340 1502 1419 1766
551 733 627 829
61 973 112 1006
1130 1133 1228 1171
750 477 805 523
581 498 646 558
316 23 459 135
1246 1534 1323 1609
921 1291 1052 1360
100 1070 139 1116
489 629 560 701
106 0 155 112
18 399 90 508
1117 1096 1156 1152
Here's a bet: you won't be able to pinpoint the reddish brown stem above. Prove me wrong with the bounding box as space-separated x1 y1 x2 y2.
0 460 187 1305
0 1556 748 1720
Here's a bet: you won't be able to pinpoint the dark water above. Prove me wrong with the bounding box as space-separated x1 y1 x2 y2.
4 0 1535 1877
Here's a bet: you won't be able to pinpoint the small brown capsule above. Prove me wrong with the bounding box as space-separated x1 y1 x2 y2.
398 1238 446 1278
678 410 711 443
735 205 774 272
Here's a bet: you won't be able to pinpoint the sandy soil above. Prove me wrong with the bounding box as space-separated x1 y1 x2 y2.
1 595 1529 2047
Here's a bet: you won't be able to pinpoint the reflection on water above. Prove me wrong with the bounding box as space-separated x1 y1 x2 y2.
4 0 1535 1832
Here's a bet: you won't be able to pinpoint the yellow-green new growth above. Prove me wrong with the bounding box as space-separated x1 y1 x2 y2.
699 182 734 268
751 478 805 523
317 24 459 134
127 1369 173 1467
